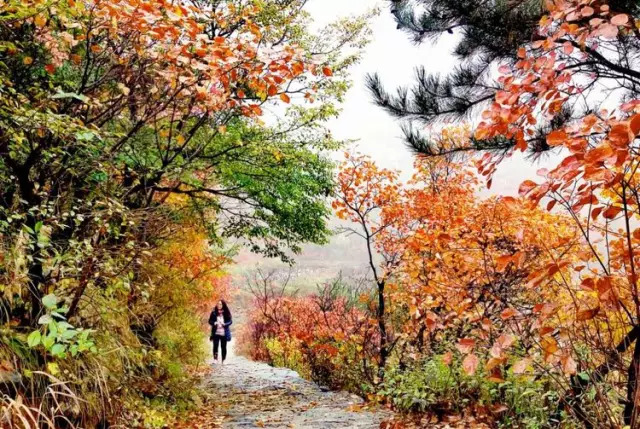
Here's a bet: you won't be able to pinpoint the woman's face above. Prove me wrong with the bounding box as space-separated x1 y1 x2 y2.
217 301 223 310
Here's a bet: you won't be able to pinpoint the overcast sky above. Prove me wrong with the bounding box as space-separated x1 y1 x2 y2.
304 0 556 196
233 1 559 275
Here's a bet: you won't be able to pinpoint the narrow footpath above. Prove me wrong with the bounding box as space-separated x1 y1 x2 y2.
181 342 390 429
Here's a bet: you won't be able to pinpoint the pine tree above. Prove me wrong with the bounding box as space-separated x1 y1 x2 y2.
368 0 640 158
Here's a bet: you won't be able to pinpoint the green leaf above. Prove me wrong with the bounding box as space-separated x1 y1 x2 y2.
50 344 66 358
38 314 52 325
61 329 77 341
75 131 96 141
51 90 89 103
42 335 55 349
27 330 41 348
42 294 57 309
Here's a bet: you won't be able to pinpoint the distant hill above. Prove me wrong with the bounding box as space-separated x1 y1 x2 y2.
231 218 373 294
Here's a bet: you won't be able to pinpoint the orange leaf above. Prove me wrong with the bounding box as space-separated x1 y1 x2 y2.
547 129 568 146
576 307 600 321
518 180 537 197
34 14 47 28
561 354 577 375
280 93 291 103
456 338 475 354
322 66 333 77
462 354 479 376
500 308 518 320
486 357 506 371
512 358 531 374
540 336 559 356
496 255 512 272
611 14 629 26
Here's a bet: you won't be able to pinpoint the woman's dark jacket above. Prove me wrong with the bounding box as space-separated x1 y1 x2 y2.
208 308 232 341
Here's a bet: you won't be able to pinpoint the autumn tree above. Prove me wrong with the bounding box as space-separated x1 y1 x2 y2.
368 0 640 159
457 2 640 425
363 0 640 426
333 153 406 378
0 0 372 426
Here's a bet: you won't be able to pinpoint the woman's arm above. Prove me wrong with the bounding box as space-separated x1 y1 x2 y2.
225 316 233 327
208 311 216 326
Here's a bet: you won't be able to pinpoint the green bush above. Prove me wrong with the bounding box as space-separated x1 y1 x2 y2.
380 356 573 428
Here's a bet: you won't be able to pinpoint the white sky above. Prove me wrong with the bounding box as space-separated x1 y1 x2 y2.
232 0 561 276
305 0 557 196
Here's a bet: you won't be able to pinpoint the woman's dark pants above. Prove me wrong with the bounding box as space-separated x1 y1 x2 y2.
213 334 227 361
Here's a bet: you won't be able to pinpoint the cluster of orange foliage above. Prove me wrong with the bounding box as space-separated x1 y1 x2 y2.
141 225 230 318
470 1 640 425
334 149 586 379
29 0 320 118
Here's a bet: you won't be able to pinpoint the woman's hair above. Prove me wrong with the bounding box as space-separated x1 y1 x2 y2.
215 300 232 321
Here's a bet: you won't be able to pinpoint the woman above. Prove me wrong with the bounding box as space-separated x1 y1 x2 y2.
208 300 232 363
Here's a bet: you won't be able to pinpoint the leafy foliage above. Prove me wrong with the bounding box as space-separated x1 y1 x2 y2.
244 143 589 426
0 0 370 426
363 0 640 426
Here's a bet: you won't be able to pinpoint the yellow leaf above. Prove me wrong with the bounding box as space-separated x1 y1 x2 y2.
35 15 47 28
47 362 60 376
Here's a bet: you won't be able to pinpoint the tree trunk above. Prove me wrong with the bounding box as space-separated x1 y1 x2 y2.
625 336 640 426
377 280 387 380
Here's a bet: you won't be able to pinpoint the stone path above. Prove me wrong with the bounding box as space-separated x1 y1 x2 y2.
197 342 390 429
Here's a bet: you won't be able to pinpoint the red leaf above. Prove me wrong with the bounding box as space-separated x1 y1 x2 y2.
581 6 594 17
602 206 622 219
591 206 603 220
599 23 619 38
576 307 600 321
518 180 538 197
630 114 640 135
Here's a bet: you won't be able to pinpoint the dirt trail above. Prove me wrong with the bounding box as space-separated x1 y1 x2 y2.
193 341 389 429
